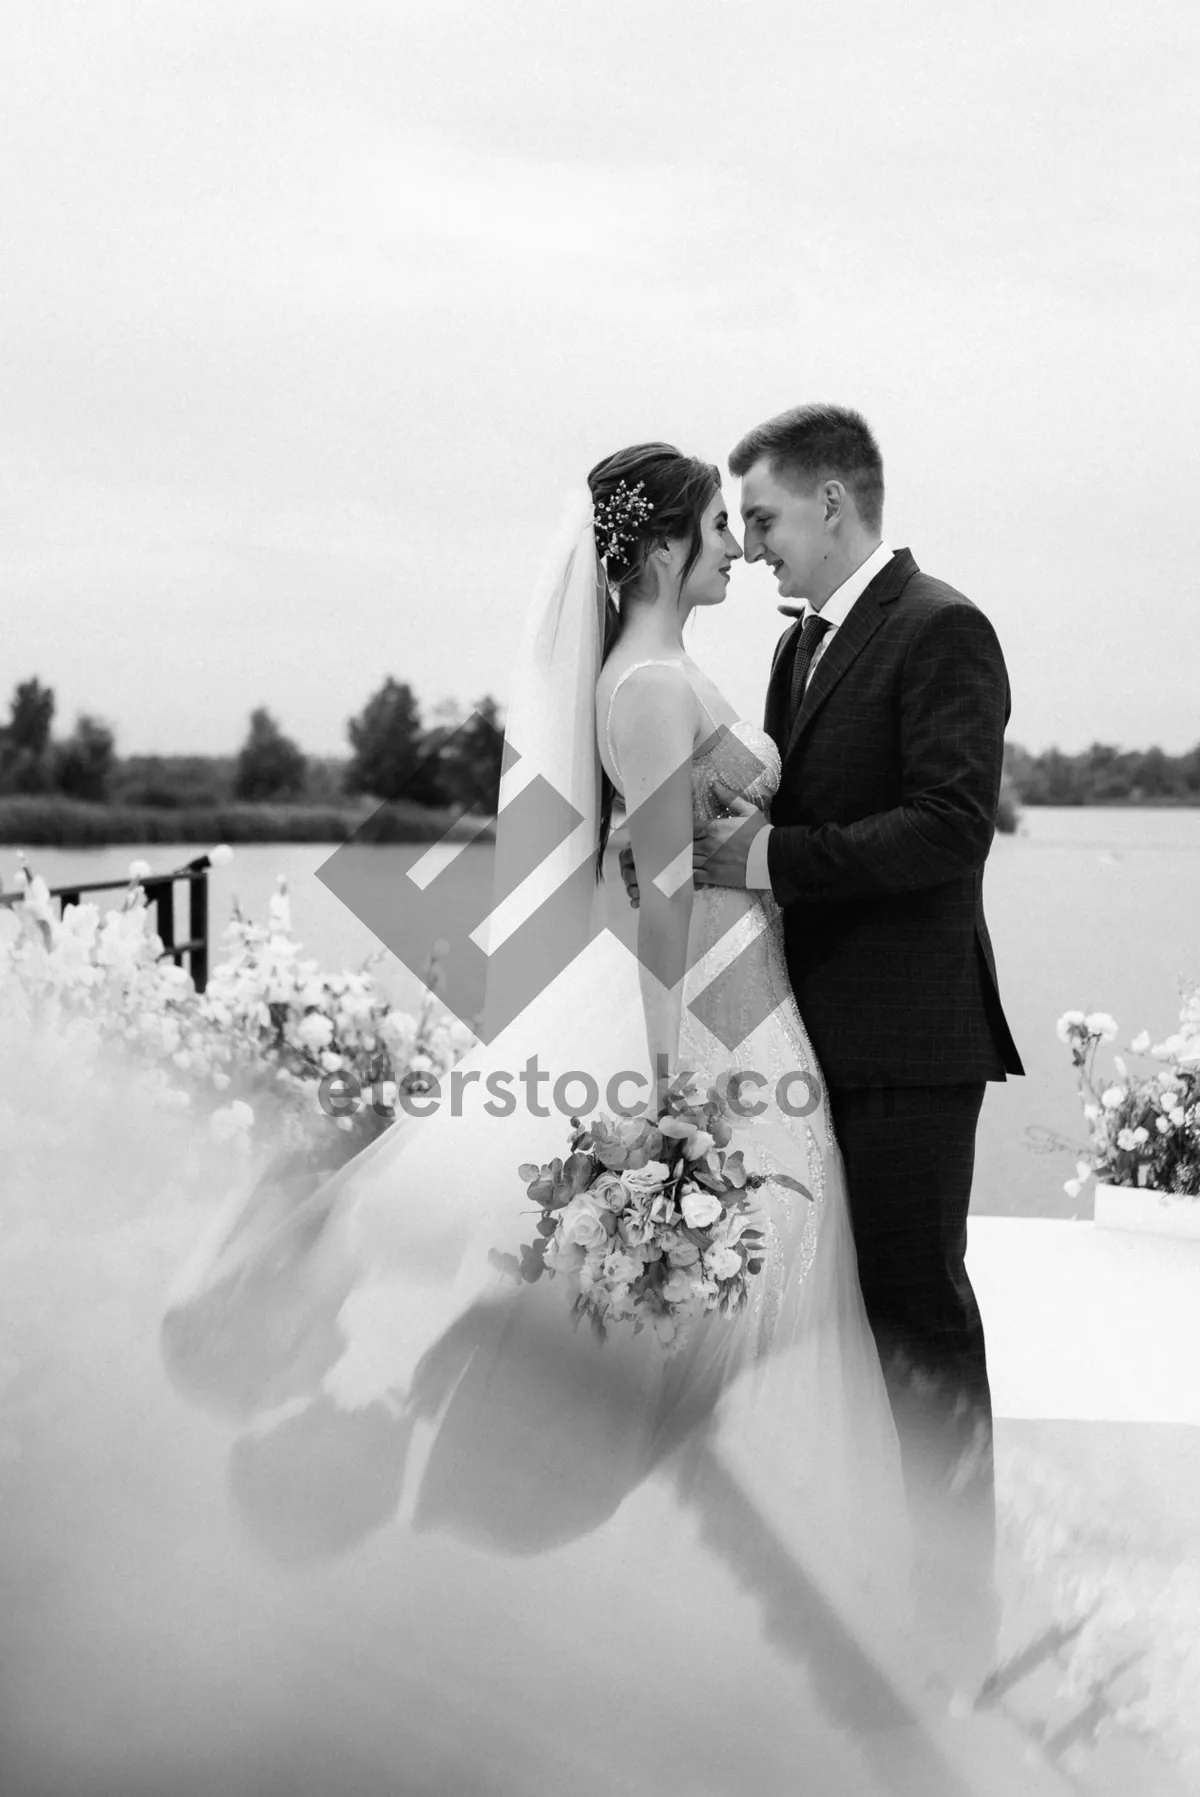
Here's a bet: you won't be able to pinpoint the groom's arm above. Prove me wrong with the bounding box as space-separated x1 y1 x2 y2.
766 604 1009 905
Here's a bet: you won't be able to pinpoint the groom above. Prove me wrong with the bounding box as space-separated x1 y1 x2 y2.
626 404 1023 1670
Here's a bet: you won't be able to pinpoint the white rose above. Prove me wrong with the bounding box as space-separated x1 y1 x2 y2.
1169 1108 1186 1128
1156 1117 1172 1135
128 859 152 882
559 1194 612 1253
1131 1031 1151 1054
591 1171 629 1211
661 1266 697 1304
1116 1128 1138 1151
1101 1087 1127 1109
1063 1178 1083 1199
209 844 234 867
294 1012 334 1052
706 1246 743 1281
1055 1011 1088 1043
680 1188 724 1230
319 1050 345 1073
682 1129 715 1160
622 1160 670 1192
544 1238 586 1277
1131 1126 1149 1146
1085 1013 1118 1042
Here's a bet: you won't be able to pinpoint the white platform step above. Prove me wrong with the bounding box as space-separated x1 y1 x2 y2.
968 1217 1200 1426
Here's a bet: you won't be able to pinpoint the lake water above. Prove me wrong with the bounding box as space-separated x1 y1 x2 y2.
8 807 1198 1221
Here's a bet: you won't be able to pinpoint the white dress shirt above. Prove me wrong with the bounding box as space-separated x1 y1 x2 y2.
743 542 894 890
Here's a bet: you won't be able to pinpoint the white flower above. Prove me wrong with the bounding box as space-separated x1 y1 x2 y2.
652 1315 676 1345
293 1012 334 1053
1085 1012 1118 1042
1131 1031 1151 1054
1116 1129 1139 1151
680 1188 723 1230
1101 1087 1127 1109
661 1265 698 1304
1083 1104 1101 1123
682 1129 715 1160
1156 1117 1173 1135
209 1099 254 1141
1131 1126 1149 1145
1169 1107 1186 1128
128 859 152 882
558 1193 612 1253
211 1070 231 1090
1075 1160 1093 1182
209 844 234 867
602 1248 639 1287
1055 1010 1088 1043
1064 1178 1083 1199
706 1245 743 1281
622 1160 670 1193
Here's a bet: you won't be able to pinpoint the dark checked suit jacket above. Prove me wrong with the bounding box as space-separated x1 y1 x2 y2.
763 548 1024 1090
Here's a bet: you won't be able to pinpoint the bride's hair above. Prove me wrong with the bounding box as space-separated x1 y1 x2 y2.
588 442 720 874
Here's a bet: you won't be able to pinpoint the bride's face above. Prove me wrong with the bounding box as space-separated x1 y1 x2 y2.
678 489 743 610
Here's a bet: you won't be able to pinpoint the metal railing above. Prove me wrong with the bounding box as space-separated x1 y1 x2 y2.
0 852 213 992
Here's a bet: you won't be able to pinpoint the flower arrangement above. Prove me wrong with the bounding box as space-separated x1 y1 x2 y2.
0 851 474 1170
1056 987 1200 1200
504 1080 807 1349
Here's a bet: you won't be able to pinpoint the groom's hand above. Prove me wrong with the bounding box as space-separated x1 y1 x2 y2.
694 784 768 889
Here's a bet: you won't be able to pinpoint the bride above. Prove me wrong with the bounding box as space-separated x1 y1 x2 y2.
154 443 995 1794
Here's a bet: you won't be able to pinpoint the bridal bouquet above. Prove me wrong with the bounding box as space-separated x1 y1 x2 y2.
507 1084 798 1349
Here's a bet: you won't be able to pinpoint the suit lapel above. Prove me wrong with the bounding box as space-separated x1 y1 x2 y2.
782 549 918 764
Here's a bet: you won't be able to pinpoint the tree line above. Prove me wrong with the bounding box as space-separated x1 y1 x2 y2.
2 676 1197 814
0 677 505 814
1003 740 1200 805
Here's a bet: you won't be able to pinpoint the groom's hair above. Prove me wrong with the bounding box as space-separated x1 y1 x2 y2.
729 404 884 532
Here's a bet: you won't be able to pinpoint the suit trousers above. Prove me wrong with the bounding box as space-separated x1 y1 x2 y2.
827 1083 997 1647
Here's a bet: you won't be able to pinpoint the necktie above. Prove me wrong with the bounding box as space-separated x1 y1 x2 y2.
787 613 832 723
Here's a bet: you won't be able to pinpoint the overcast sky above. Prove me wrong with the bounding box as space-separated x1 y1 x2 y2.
2 0 1197 757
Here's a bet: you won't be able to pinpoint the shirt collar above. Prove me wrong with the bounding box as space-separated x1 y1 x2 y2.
805 541 894 629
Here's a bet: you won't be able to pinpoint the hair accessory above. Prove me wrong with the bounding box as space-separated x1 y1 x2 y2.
593 480 655 569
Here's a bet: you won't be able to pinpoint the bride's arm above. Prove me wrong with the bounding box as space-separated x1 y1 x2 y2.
607 664 700 1083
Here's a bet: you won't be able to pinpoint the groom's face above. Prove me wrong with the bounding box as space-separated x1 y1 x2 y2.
739 459 827 602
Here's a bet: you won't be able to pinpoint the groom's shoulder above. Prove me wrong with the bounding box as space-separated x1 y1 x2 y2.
891 562 992 635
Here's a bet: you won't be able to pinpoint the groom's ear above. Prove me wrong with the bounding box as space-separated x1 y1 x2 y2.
821 478 847 525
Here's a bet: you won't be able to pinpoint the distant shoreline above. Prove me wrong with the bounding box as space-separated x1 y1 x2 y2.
0 797 496 849
1 793 1197 851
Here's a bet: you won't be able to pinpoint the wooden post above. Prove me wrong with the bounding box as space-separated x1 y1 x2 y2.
190 869 208 992
148 879 175 959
